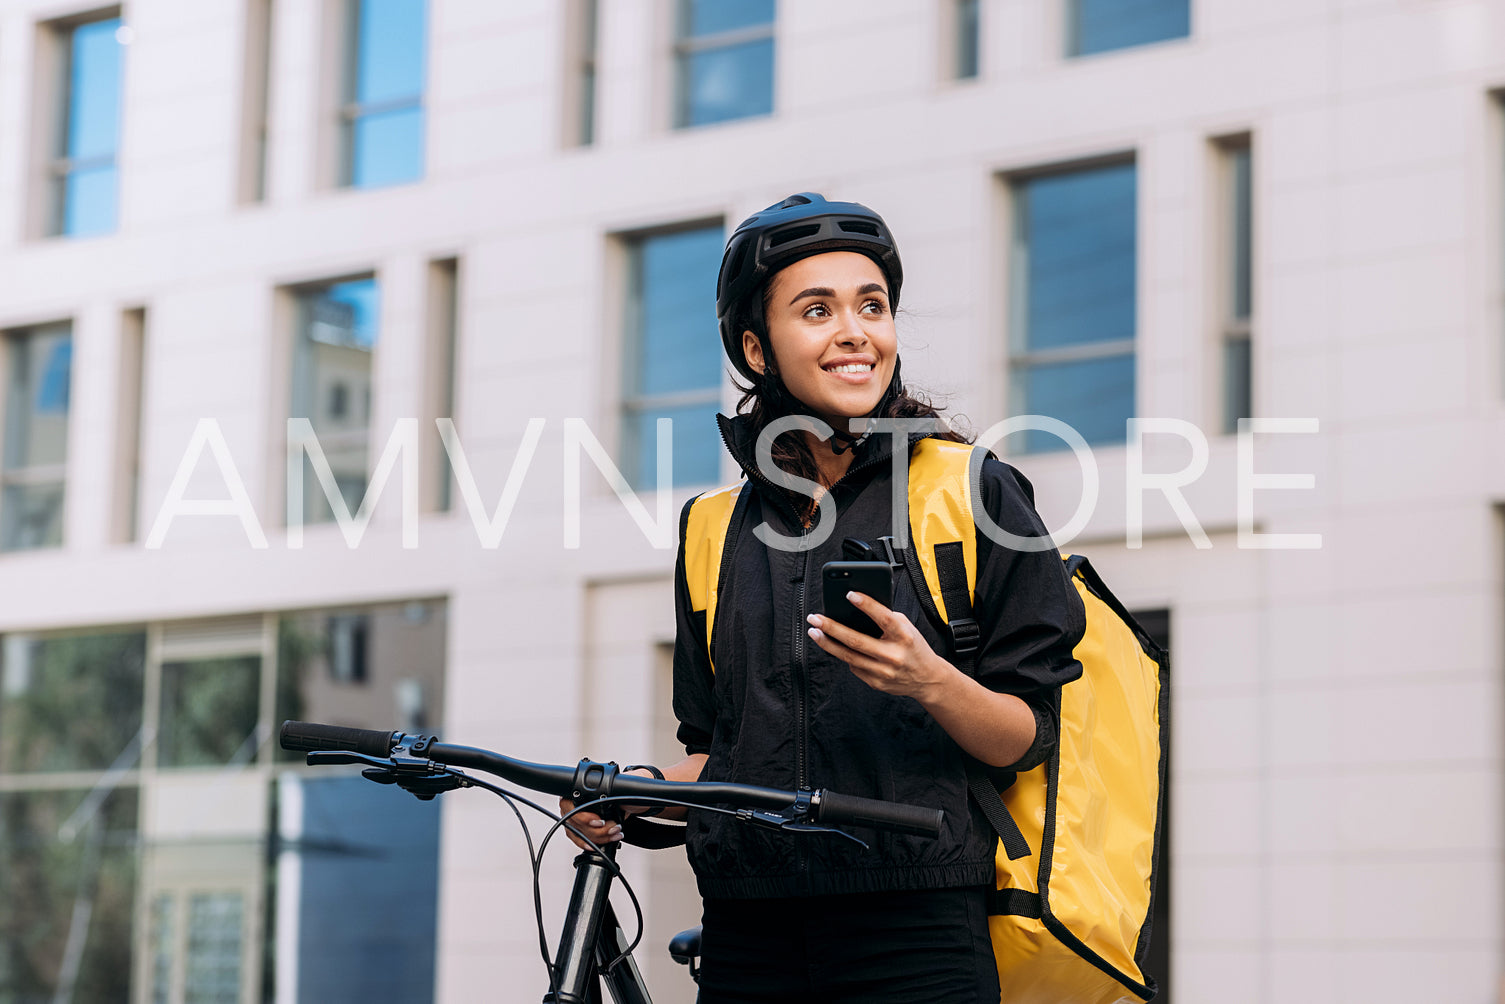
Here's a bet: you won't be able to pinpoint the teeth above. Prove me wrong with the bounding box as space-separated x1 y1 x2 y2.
828 364 873 374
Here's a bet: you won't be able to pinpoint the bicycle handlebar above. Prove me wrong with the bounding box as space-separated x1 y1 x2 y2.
279 720 943 839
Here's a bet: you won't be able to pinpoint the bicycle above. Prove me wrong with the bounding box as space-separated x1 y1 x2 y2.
278 720 945 1003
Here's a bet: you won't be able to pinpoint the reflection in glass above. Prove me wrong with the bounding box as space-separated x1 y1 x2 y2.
675 0 775 128
54 18 124 236
0 787 138 1002
274 601 447 762
0 630 145 773
1071 0 1190 57
3 324 72 551
286 776 438 1002
681 40 775 127
622 227 724 489
185 893 244 1003
292 278 379 524
343 0 427 187
158 656 261 768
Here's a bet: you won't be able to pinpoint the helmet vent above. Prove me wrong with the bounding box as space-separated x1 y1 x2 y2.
728 242 750 282
838 220 880 237
767 223 820 248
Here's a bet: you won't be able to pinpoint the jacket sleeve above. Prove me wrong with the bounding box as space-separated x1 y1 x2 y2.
672 496 716 757
969 456 1086 773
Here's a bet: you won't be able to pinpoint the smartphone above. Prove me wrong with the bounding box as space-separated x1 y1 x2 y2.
821 561 894 638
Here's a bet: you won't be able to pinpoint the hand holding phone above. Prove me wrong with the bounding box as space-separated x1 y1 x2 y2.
821 561 894 638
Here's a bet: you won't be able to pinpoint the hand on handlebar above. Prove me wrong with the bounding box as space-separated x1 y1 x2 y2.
559 768 658 850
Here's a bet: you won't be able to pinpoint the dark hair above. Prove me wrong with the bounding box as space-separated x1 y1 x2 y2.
730 282 970 492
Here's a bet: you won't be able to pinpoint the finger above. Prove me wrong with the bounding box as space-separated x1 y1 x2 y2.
806 613 880 656
845 591 902 635
808 626 895 681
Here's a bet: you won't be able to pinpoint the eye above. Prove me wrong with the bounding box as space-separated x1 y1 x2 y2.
802 303 831 318
861 299 887 315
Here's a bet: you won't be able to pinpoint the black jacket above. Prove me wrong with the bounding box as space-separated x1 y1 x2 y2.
673 414 1085 900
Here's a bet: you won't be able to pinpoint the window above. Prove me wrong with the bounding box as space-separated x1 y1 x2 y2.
341 0 427 188
290 276 379 524
1009 160 1137 453
570 0 600 146
674 0 775 128
0 628 145 1002
2 322 73 550
1069 0 1190 57
48 14 125 236
0 603 446 1002
239 0 274 202
621 225 724 489
953 0 981 80
425 258 459 513
1217 137 1253 435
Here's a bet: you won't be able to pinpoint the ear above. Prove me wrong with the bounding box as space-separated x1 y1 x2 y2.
741 330 766 375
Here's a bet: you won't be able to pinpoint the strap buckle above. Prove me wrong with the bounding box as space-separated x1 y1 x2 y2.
948 617 981 657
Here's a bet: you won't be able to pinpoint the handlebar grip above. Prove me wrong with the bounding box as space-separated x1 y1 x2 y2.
816 790 943 839
279 720 399 758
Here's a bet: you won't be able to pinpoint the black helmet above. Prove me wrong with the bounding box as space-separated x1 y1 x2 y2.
716 193 903 382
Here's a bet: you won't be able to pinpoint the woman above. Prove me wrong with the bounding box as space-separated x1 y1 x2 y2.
568 194 1085 1002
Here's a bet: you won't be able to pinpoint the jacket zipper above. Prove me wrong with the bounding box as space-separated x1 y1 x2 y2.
718 422 921 799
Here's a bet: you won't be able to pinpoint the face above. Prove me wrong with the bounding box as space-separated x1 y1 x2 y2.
742 251 898 430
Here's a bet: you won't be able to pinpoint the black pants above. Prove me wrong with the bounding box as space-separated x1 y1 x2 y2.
695 886 999 1004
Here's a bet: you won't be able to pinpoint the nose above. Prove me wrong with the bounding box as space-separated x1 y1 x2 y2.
834 306 869 346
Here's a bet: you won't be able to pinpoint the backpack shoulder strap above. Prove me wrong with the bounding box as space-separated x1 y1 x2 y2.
904 441 1031 861
682 481 750 673
905 439 983 659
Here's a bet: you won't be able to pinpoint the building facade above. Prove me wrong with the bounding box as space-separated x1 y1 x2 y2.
0 0 1500 1002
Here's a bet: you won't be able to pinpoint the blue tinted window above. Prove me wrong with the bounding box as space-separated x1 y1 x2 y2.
1012 162 1137 453
683 0 776 37
1072 0 1190 56
346 0 426 187
57 18 123 236
625 226 724 488
1012 354 1135 452
294 777 438 1003
1018 163 1136 352
677 0 775 128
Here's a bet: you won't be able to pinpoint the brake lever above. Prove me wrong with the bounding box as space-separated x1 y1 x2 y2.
306 748 470 802
733 806 869 851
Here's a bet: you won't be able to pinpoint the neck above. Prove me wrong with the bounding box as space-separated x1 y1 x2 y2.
804 430 857 487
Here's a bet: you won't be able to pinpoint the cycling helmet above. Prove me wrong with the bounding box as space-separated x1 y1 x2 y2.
716 193 903 382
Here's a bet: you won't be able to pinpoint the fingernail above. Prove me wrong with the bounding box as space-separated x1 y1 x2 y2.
846 591 860 603
806 614 819 626
807 627 821 640
589 820 604 828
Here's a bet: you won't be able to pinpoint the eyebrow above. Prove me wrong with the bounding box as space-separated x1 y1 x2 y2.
787 282 889 306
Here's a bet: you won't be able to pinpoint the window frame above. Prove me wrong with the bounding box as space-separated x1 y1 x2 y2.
1066 0 1192 59
42 8 125 238
1213 133 1254 436
285 272 382 526
617 220 726 491
0 321 74 551
671 0 776 129
338 0 428 189
1005 154 1139 453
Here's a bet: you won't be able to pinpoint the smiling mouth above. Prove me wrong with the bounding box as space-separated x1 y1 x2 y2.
824 363 874 374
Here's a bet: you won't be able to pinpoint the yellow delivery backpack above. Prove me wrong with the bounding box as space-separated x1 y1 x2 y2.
683 438 1167 1003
